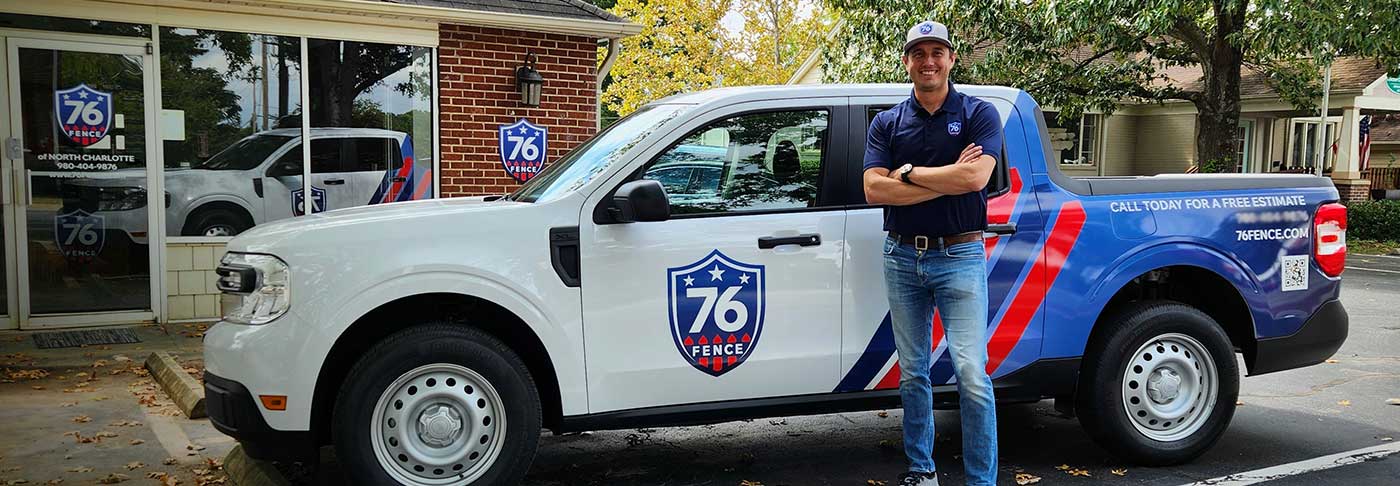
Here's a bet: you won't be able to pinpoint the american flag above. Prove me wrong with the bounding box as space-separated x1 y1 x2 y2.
1359 115 1372 172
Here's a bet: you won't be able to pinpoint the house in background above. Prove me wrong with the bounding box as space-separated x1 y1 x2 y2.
789 51 1400 202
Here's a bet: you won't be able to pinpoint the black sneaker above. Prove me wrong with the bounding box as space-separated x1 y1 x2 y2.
897 471 939 486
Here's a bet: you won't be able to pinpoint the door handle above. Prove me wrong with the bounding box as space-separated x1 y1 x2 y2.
324 179 346 185
986 223 1017 236
390 176 407 183
758 233 821 249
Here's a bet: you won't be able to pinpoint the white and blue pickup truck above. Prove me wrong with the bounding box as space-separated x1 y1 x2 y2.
203 85 1348 486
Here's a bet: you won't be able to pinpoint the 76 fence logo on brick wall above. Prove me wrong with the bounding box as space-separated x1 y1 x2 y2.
498 119 548 183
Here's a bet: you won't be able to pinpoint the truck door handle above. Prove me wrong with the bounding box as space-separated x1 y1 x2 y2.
986 223 1017 236
758 233 820 249
390 176 406 183
324 179 346 185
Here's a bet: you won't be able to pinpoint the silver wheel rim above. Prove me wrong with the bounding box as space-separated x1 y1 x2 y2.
1120 333 1217 442
203 225 234 237
371 363 507 485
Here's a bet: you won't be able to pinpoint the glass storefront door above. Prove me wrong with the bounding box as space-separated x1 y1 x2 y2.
5 37 157 328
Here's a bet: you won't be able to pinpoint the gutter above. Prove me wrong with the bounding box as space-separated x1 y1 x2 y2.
249 0 643 37
597 37 622 130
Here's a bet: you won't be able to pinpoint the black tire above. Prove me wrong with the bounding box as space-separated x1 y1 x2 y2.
333 324 541 485
184 207 251 237
1075 300 1239 466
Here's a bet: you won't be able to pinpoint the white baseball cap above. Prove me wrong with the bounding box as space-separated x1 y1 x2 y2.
903 21 953 53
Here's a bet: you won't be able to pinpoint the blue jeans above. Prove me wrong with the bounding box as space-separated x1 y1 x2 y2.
883 235 997 485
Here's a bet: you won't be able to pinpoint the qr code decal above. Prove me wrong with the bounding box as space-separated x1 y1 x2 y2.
1281 255 1308 292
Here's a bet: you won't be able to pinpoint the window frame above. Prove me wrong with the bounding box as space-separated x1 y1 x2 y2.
1046 112 1102 167
616 105 846 221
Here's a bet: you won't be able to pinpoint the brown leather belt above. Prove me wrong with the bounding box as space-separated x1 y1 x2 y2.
889 231 983 251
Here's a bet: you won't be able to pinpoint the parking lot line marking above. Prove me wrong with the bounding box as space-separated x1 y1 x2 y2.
1182 441 1400 486
1345 266 1400 275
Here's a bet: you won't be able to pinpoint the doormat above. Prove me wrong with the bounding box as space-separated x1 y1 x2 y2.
31 328 142 349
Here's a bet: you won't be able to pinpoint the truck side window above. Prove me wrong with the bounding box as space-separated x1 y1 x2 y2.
349 137 400 172
639 109 828 215
269 139 345 176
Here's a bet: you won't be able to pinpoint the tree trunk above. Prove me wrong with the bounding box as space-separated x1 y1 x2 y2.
1193 1 1246 173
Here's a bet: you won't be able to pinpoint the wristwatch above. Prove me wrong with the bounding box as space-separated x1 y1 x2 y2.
898 163 915 184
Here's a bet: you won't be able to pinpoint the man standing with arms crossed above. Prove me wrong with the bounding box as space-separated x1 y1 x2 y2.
862 20 1002 486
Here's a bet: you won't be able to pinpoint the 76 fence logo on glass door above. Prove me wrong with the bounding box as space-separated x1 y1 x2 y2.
55 209 106 262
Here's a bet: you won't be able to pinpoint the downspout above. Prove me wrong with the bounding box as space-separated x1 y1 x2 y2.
597 37 621 131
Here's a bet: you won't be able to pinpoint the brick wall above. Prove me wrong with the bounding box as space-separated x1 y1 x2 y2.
1333 178 1372 202
437 24 599 196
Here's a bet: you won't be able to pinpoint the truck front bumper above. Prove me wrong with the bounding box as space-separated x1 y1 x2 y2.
1250 299 1348 376
205 372 317 460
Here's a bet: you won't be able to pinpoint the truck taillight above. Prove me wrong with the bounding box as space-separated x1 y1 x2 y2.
1313 203 1346 277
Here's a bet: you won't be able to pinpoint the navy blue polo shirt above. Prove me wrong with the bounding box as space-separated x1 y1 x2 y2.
863 85 1004 238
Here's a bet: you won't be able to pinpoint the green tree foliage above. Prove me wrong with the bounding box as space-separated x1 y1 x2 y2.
824 0 1400 172
603 0 829 116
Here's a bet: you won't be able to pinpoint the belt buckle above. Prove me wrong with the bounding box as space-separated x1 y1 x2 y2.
914 235 930 251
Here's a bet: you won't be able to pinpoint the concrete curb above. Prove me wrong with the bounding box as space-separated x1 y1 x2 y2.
225 444 292 486
145 351 207 419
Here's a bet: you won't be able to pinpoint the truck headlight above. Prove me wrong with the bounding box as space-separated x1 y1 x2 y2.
97 187 147 211
215 252 290 325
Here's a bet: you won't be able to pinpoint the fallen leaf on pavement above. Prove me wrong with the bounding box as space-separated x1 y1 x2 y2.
123 462 143 471
30 385 44 390
65 467 92 473
1339 400 1352 406
1069 468 1091 477
129 439 144 446
95 431 118 438
739 481 763 486
59 402 77 407
1324 359 1339 363
1014 473 1041 485
96 473 128 484
45 479 62 485
1111 468 1127 476
877 411 889 418
109 420 142 427
71 415 91 423
867 480 887 486
1237 401 1245 406
162 458 177 466
1055 464 1070 471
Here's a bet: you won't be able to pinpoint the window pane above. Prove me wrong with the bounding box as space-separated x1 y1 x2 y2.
1044 111 1082 165
308 139 345 174
1079 114 1099 165
641 110 827 215
159 27 302 237
1 13 149 38
307 39 434 209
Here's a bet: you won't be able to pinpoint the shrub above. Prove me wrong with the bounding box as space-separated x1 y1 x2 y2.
1345 200 1400 242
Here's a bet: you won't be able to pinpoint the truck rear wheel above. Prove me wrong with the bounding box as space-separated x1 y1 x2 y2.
1076 301 1239 465
333 324 540 485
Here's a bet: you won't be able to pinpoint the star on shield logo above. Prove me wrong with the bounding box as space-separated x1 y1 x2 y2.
667 250 765 377
947 120 962 136
54 84 113 147
291 186 327 216
498 119 548 183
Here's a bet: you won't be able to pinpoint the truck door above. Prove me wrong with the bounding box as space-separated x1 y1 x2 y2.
835 96 1049 393
578 100 851 412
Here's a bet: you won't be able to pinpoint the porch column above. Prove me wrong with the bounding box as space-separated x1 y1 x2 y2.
1330 106 1371 202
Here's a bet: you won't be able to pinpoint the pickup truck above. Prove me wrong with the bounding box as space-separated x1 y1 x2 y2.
203 84 1348 486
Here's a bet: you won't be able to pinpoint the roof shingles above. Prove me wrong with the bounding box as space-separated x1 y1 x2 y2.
380 0 626 23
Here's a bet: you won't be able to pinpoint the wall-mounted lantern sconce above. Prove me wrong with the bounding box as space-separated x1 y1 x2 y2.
516 51 544 107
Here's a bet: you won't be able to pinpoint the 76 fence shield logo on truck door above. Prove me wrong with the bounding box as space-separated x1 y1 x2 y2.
668 250 765 377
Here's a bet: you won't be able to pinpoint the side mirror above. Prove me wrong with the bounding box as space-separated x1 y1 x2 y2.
610 179 670 223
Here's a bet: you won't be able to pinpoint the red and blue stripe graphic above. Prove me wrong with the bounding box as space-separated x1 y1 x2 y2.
834 169 1086 392
370 136 433 204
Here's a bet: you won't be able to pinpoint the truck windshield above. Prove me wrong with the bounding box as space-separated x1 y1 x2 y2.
193 134 294 171
510 104 688 203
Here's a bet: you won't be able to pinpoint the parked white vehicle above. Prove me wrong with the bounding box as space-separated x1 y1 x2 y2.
203 84 1347 485
61 127 426 240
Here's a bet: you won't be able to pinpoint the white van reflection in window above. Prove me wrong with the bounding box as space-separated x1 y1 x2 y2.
61 128 432 240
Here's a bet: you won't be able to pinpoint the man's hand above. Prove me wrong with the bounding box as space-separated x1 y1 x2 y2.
905 144 996 195
956 144 983 164
865 167 943 206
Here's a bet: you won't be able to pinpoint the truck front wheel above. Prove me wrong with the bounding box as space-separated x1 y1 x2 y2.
333 324 541 485
1076 301 1239 465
